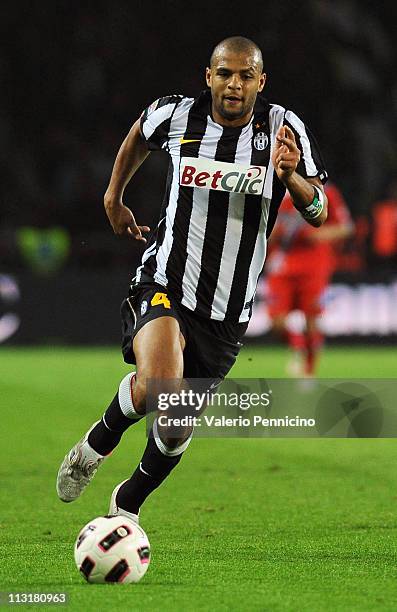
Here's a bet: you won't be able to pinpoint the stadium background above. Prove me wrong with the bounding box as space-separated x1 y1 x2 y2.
1 0 396 345
1 4 397 610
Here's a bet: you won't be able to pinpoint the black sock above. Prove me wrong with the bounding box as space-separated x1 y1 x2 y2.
116 431 185 514
88 393 142 455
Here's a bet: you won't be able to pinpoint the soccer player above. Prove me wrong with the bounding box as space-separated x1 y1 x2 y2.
265 182 353 377
56 36 328 523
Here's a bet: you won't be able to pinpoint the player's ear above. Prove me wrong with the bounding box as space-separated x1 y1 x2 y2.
205 67 212 87
258 73 266 93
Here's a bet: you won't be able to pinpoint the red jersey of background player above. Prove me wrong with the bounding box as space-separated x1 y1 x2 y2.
267 182 352 277
265 182 353 377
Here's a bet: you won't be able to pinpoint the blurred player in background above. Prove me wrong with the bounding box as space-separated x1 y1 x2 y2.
371 179 397 267
265 182 353 377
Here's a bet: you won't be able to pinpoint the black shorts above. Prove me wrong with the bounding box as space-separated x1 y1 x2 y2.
120 282 248 379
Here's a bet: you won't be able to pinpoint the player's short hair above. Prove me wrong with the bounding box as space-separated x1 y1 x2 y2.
210 36 263 72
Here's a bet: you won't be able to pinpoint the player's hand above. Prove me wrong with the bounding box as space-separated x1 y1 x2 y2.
105 201 150 242
272 125 301 182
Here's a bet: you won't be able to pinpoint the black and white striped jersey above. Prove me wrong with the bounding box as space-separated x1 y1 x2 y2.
135 90 327 323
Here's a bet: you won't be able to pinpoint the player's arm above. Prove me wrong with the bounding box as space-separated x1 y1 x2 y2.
309 184 354 242
104 119 151 241
309 222 353 242
272 126 328 228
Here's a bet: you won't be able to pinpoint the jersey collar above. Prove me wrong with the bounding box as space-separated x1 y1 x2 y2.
194 90 269 131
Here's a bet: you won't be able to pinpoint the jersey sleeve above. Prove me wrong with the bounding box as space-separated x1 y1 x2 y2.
284 110 328 184
140 95 183 151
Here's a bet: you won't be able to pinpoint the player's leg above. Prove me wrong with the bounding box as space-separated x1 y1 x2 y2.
112 303 247 523
84 305 188 456
271 313 287 336
267 274 304 375
56 284 183 503
298 274 327 377
267 274 293 340
303 314 324 376
110 316 192 521
56 373 144 502
72 289 163 460
56 308 147 502
274 314 306 377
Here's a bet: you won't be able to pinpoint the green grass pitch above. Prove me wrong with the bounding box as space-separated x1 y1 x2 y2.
1 346 397 611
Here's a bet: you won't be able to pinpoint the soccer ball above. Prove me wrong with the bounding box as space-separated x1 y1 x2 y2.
74 516 150 584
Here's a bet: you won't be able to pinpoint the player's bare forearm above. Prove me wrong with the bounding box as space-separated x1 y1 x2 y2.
284 174 328 227
104 119 149 207
104 119 151 240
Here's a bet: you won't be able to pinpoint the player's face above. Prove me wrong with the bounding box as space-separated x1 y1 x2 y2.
206 52 266 126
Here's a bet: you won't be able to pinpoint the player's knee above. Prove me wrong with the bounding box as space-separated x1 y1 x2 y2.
140 353 183 381
118 370 176 417
133 365 184 415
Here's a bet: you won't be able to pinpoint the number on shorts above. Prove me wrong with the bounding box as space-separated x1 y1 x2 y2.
151 292 171 309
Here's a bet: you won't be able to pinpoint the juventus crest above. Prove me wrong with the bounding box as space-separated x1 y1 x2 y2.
253 132 268 151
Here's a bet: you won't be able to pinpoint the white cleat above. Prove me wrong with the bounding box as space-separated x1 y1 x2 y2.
109 480 140 525
56 422 105 503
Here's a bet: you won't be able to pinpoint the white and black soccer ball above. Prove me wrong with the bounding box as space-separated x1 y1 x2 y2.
74 516 150 584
